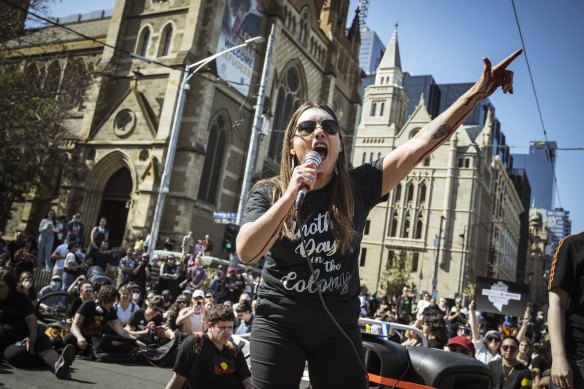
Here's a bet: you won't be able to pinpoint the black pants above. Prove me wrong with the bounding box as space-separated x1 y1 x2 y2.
250 297 368 389
2 332 59 369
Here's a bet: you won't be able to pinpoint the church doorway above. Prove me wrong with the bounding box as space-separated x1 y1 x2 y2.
97 167 132 248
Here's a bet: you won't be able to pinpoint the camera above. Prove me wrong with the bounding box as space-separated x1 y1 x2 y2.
196 301 202 306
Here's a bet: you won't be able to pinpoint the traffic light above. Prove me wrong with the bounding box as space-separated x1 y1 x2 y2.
223 223 240 254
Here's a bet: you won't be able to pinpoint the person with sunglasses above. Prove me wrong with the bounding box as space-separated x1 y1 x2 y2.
487 336 532 388
469 299 502 364
236 49 522 388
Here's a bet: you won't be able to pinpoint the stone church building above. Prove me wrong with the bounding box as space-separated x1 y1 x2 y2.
353 29 524 298
4 0 363 252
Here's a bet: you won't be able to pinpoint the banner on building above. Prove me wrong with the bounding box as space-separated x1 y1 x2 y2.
216 1 265 96
475 276 530 318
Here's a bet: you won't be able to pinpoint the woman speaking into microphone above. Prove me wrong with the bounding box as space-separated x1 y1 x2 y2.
237 49 523 389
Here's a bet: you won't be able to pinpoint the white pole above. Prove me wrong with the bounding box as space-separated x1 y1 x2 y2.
147 37 265 261
236 24 277 226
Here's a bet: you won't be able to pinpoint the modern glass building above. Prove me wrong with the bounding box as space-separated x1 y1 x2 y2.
359 27 385 75
546 208 572 254
512 141 557 210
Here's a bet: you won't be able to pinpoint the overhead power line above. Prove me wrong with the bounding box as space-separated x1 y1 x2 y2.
510 0 563 209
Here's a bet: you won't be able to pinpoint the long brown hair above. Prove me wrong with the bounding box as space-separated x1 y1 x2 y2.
252 101 356 254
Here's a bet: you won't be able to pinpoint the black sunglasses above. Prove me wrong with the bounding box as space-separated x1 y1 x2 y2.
501 345 517 352
296 120 340 136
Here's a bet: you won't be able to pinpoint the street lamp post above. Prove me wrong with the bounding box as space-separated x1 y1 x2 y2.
432 215 445 299
457 229 466 297
147 36 265 261
236 24 276 226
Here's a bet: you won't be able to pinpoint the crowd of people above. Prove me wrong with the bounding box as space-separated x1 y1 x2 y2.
0 47 575 388
359 286 552 388
0 219 260 385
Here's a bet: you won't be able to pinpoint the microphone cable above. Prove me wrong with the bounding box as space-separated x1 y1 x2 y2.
295 204 369 383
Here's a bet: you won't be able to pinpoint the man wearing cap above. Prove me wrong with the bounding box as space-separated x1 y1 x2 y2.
447 335 476 358
469 300 501 364
38 275 64 309
176 289 209 333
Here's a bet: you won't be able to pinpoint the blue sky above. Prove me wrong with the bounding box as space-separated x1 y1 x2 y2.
44 0 584 233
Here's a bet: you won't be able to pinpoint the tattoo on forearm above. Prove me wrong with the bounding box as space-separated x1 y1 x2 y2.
430 123 453 140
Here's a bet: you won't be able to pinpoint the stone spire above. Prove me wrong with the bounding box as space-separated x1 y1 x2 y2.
378 24 401 70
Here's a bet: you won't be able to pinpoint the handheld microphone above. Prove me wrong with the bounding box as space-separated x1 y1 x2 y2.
295 151 321 213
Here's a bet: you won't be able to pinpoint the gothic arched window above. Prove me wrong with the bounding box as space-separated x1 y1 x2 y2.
268 64 305 161
159 24 173 56
137 27 151 57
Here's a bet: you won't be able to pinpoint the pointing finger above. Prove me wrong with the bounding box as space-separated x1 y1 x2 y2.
492 48 523 72
482 57 492 79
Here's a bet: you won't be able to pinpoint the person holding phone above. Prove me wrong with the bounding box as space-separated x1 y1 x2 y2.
125 295 169 344
176 289 209 333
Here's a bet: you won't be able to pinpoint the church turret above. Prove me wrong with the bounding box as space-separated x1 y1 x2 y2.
375 25 402 86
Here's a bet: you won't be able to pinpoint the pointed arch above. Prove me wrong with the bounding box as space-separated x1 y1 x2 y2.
394 183 402 202
419 182 427 204
44 60 61 96
415 212 423 239
389 211 398 237
267 60 307 161
81 150 137 244
198 110 231 204
137 26 151 57
406 182 414 203
60 58 87 109
158 23 174 57
402 212 411 238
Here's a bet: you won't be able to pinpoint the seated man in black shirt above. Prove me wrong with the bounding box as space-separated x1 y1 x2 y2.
65 284 145 354
165 304 251 389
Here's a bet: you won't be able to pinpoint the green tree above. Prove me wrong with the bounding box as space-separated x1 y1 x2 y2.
378 250 413 298
0 0 91 230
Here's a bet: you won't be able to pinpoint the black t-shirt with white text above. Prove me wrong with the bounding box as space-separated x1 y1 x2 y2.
548 232 584 358
241 158 387 316
173 333 250 388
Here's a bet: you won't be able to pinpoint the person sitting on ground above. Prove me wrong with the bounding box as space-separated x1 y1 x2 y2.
113 285 139 327
38 274 64 309
234 300 254 335
65 284 145 354
447 335 476 358
13 236 37 277
165 304 252 389
0 268 76 379
176 289 210 333
67 281 94 319
126 295 169 344
165 293 191 335
17 271 37 305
